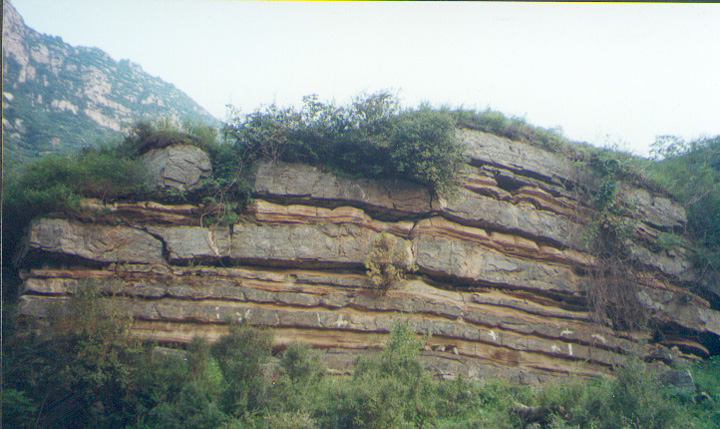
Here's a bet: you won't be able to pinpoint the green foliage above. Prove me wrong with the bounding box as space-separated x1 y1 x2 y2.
317 320 433 428
1 389 38 428
210 323 273 416
379 320 424 381
2 282 145 428
223 92 465 194
452 107 567 152
389 107 466 193
535 357 701 429
1 143 149 273
280 342 325 387
263 410 317 429
120 118 220 156
149 381 229 429
653 232 686 252
4 144 147 213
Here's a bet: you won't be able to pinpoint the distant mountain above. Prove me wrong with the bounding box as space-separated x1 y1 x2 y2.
2 0 219 165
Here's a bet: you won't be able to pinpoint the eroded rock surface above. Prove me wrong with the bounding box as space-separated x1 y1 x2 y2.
20 218 163 264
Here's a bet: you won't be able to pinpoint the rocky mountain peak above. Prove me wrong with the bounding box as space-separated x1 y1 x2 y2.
2 0 219 164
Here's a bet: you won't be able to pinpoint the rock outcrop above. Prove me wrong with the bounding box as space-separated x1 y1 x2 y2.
141 144 212 192
15 129 720 384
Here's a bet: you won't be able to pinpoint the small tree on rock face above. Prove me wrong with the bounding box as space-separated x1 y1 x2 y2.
365 233 407 296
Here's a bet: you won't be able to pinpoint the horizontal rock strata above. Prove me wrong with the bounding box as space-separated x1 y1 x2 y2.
15 130 717 383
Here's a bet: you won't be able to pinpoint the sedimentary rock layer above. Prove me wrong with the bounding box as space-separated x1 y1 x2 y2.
15 129 716 383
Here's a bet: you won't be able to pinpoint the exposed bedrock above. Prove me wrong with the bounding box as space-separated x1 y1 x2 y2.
14 130 717 383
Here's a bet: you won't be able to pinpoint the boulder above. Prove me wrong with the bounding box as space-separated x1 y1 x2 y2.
141 144 212 192
656 369 695 393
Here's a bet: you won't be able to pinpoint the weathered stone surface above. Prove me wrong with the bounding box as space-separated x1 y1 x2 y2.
436 188 586 249
141 144 212 192
21 218 163 264
253 161 432 216
416 235 582 294
146 225 231 261
638 286 720 338
79 199 202 225
17 290 627 368
231 222 414 268
619 184 687 230
413 216 595 268
249 200 415 237
629 243 694 279
458 129 578 185
656 369 695 392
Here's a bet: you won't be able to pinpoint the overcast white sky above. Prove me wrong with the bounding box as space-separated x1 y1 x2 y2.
11 0 720 156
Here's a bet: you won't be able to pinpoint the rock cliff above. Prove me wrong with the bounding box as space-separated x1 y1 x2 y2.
15 129 720 384
2 0 218 164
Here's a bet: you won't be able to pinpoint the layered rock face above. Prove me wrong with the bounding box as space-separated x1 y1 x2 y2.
16 129 720 383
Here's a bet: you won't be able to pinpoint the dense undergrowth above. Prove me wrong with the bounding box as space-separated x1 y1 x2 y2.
3 286 720 428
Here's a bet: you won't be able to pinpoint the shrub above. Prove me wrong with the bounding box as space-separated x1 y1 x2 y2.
364 233 407 296
389 107 466 193
319 367 411 428
223 92 465 194
1 389 38 428
317 320 430 428
263 410 317 429
1 281 150 428
280 341 324 387
452 107 566 152
210 323 273 416
264 341 326 414
149 381 229 429
379 320 423 382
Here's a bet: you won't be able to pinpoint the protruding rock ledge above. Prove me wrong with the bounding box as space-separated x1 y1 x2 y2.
458 129 578 186
20 218 163 264
253 161 432 217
